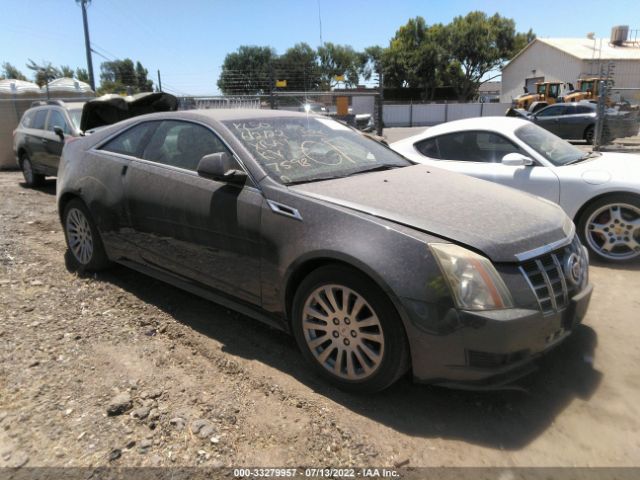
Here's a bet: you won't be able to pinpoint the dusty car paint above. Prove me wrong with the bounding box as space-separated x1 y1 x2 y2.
57 109 592 386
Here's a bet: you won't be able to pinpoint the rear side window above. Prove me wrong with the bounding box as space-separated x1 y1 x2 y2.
537 105 567 117
414 138 440 158
32 110 48 130
21 111 35 128
424 131 523 163
576 106 593 114
100 122 158 157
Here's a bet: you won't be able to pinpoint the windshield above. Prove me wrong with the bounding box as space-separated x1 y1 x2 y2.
514 123 586 166
69 109 82 130
224 116 411 184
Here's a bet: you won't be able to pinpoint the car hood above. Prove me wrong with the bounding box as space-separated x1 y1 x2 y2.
290 165 572 263
80 92 178 132
565 152 640 186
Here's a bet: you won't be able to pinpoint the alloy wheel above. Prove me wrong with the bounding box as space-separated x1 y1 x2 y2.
585 202 640 261
301 284 385 381
65 208 94 265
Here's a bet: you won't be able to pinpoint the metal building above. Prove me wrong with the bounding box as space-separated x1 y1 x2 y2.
501 27 640 104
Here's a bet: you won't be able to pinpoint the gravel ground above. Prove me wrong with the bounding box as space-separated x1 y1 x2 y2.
1 171 639 469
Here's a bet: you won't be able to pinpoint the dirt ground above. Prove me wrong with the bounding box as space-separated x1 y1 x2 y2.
1 170 639 469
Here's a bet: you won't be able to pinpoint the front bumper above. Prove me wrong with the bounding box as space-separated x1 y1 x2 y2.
404 283 593 387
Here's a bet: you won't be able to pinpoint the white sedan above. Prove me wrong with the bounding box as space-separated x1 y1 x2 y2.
391 117 640 262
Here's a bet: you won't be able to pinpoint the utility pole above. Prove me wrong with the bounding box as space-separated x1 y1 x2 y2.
157 70 162 92
78 0 96 91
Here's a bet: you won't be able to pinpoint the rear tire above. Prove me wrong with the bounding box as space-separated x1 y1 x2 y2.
62 199 111 272
291 265 410 392
21 154 45 187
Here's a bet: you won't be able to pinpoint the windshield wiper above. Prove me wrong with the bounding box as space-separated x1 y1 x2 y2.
565 151 601 165
343 164 403 177
286 176 338 186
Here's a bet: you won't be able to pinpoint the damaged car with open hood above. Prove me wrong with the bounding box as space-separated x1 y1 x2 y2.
56 109 593 392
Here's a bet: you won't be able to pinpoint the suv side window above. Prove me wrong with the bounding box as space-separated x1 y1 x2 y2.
48 110 70 134
21 111 36 128
32 109 48 130
101 122 158 157
142 120 231 171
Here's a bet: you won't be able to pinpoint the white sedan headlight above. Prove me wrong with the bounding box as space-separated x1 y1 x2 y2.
430 243 514 311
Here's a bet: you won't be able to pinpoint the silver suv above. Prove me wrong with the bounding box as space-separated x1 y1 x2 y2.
13 100 84 186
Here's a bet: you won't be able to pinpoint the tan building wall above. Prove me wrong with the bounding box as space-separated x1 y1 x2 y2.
501 41 583 103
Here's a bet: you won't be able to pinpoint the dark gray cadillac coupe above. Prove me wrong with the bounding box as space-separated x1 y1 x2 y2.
57 109 592 392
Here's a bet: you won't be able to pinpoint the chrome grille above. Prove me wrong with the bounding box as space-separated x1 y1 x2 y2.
519 236 586 315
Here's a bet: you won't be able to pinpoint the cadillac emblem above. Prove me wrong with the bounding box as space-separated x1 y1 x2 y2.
564 252 583 286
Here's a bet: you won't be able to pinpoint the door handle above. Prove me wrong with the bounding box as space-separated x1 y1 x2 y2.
121 165 128 176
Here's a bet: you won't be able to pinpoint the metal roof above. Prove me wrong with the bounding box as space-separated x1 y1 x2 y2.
538 38 640 60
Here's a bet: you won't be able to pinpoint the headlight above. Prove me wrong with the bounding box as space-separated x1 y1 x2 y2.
429 243 513 311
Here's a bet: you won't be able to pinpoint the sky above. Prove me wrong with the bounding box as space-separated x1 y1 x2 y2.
0 0 634 95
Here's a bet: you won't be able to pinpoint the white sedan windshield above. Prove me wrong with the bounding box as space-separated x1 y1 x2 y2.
514 123 585 166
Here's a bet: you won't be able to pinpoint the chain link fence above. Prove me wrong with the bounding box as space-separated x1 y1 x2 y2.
589 63 640 152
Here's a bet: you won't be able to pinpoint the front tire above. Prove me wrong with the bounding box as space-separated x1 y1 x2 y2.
21 154 45 187
62 199 111 272
291 265 409 392
577 194 640 262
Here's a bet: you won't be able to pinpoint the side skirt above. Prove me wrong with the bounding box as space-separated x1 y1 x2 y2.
116 259 288 333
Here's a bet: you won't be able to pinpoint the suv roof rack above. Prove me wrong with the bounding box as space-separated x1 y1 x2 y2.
29 99 67 108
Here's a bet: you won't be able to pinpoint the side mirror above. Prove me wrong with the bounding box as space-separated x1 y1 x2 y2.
502 153 534 166
53 126 65 141
197 152 247 184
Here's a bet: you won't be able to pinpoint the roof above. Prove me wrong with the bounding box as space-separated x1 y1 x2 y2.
504 38 640 71
177 108 321 121
0 79 41 96
539 38 640 60
390 117 531 147
478 81 501 93
45 77 93 93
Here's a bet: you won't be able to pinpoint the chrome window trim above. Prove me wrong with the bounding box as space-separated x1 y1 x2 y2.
515 223 575 262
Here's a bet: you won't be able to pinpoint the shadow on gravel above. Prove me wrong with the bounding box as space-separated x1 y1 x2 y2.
79 263 602 451
19 179 56 195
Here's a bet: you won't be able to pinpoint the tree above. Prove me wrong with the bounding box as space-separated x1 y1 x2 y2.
514 29 536 54
275 43 320 91
135 61 153 92
1 62 27 80
59 65 75 78
26 59 61 86
75 67 90 83
217 45 276 95
316 42 365 89
381 17 448 99
98 58 153 94
360 45 383 82
444 12 528 100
